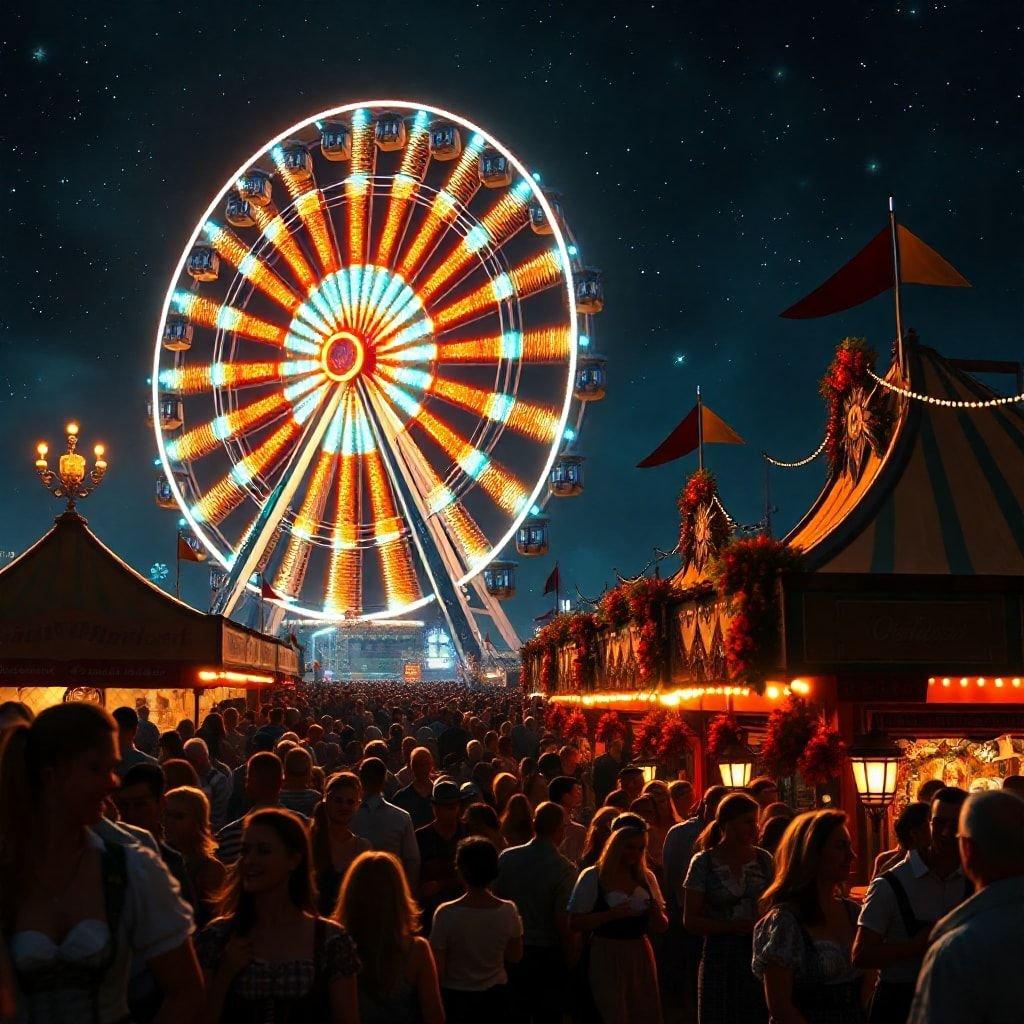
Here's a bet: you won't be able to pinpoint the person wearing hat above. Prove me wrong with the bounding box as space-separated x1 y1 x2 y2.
416 779 468 932
459 781 482 807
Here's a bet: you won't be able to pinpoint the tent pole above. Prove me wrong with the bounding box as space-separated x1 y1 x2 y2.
696 385 705 472
889 196 906 378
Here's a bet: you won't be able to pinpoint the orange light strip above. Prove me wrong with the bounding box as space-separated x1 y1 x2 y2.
511 248 563 296
427 375 559 443
273 450 338 597
433 325 572 364
172 293 287 347
158 361 283 394
325 396 362 616
203 223 300 313
191 419 302 524
295 190 341 276
170 393 290 462
198 669 275 685
249 202 319 295
375 117 432 268
343 111 374 267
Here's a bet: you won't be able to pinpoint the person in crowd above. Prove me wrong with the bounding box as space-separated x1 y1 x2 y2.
668 779 695 822
113 705 159 776
854 788 970 1023
462 802 504 849
629 794 666 878
511 714 540 761
495 802 577 1024
310 771 371 915
579 805 618 870
164 785 226 929
869 800 931 879
500 792 535 847
523 768 551 808
753 810 866 1024
351 756 420 885
1000 774 1024 798
908 789 1024 1024
333 851 444 1024
183 738 231 831
683 792 771 1024
135 705 160 756
438 710 472 766
177 719 196 742
196 807 360 1023
568 813 669 1024
393 746 437 828
747 776 781 813
617 765 645 804
219 707 245 769
643 781 678 866
758 805 796 857
158 730 186 763
197 714 232 778
163 757 200 790
536 751 563 783
225 732 276 823
394 736 419 787
115 762 196 908
417 780 467 929
663 784 728 919
549 775 586 865
492 771 520 815
559 745 581 780
430 837 524 1023
916 778 944 803
215 752 285 866
278 747 321 818
0 703 202 1022
604 788 632 811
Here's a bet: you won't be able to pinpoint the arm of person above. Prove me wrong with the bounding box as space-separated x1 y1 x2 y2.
908 933 977 1024
329 974 359 1024
567 866 633 933
412 937 446 1024
505 933 524 964
852 923 930 969
645 871 669 934
762 964 810 1024
148 941 205 1024
683 888 752 936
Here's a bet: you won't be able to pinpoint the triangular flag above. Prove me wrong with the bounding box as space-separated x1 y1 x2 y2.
261 577 285 601
177 534 206 563
780 223 970 319
636 404 744 469
543 564 561 595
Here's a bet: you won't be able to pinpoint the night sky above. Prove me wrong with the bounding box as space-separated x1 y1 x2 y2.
2 3 1022 637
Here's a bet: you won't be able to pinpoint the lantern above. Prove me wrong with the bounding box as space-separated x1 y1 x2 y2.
849 732 901 826
637 761 658 785
717 744 754 789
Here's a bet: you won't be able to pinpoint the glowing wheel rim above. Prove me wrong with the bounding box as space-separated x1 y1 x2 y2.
152 100 594 622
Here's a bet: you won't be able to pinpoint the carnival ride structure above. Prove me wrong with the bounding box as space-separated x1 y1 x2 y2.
150 101 605 668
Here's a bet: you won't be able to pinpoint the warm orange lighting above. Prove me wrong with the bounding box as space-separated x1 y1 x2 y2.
66 422 79 436
942 677 951 687
960 677 969 688
37 442 48 456
995 678 1005 688
94 444 105 457
197 669 275 685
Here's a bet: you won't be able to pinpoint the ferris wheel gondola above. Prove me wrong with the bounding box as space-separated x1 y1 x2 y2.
151 100 603 659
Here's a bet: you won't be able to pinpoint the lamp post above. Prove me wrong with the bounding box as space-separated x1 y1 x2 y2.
717 743 754 789
35 422 108 510
849 731 902 846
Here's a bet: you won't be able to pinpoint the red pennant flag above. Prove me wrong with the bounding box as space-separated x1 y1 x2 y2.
543 565 561 595
780 223 970 319
177 534 206 563
261 577 285 601
637 404 744 469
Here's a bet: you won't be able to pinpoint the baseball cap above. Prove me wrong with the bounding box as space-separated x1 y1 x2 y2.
459 781 481 802
432 780 461 805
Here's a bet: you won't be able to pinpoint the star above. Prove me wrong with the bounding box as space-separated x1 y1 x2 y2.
674 353 688 366
31 47 47 62
866 160 881 174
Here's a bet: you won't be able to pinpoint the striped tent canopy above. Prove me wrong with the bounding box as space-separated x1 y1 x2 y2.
787 341 1024 575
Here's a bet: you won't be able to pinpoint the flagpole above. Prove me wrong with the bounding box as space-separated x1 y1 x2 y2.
889 196 906 378
696 385 705 471
175 532 181 600
554 562 560 617
259 572 265 634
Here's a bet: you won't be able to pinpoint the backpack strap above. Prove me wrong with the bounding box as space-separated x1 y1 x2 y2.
99 841 129 978
880 869 920 937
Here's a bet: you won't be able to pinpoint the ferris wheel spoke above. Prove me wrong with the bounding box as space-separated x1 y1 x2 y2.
430 247 564 334
374 111 432 270
271 148 342 278
158 358 321 395
395 135 485 285
190 383 328 525
339 108 376 271
416 180 532 305
428 325 574 365
202 221 303 314
166 375 325 463
171 292 293 349
324 392 363 616
249 202 320 295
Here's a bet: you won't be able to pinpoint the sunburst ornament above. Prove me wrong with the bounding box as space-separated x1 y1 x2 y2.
841 386 883 480
692 503 714 571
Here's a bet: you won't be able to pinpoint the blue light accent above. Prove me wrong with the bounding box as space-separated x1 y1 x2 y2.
210 363 227 387
341 410 358 456
288 316 322 343
284 334 321 355
513 494 530 513
164 441 179 461
358 415 377 454
202 220 219 240
323 406 345 454
381 381 421 420
283 378 314 402
366 266 390 315
171 291 191 313
464 225 489 252
429 486 455 514
530 504 542 515
394 367 432 390
292 392 320 425
296 299 329 337
190 503 206 522
153 457 162 466
146 376 152 386
158 369 178 388
492 273 513 301
414 110 430 127
270 145 285 165
459 448 489 480
469 133 485 151
513 180 532 200
238 254 258 278
231 462 253 485
389 317 433 348
488 393 514 422
389 342 437 363
501 331 523 358
345 172 369 190
578 334 590 348
567 244 578 257
532 171 542 182
563 426 576 441
216 306 240 331
212 416 231 440
353 108 370 127
178 517 187 527
280 359 318 377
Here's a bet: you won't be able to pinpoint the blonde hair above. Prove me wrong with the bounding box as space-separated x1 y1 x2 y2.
165 785 216 859
596 815 652 892
334 851 419 998
580 805 618 867
759 810 847 925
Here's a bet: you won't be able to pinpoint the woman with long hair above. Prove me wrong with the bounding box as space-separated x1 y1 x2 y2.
568 813 669 1024
309 772 371 915
334 851 444 1024
752 811 866 1024
164 786 226 929
197 807 360 1023
0 703 201 1022
683 792 771 1024
579 805 619 870
499 793 534 847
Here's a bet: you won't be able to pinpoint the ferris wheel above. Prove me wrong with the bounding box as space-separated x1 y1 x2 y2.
151 100 605 661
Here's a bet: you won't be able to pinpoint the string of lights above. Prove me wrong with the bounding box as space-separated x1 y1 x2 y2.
762 438 827 468
867 369 1024 409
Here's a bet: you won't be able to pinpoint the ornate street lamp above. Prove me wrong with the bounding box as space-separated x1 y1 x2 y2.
717 743 754 789
35 422 108 510
848 731 902 838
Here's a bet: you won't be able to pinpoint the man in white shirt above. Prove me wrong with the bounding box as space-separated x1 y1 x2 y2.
183 737 230 830
549 776 586 866
351 756 420 887
909 790 1024 1024
854 786 971 1024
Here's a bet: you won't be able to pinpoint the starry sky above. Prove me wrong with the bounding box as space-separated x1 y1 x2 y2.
2 2 1023 638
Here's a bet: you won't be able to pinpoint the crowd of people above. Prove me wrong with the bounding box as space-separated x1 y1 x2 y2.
0 683 1022 1024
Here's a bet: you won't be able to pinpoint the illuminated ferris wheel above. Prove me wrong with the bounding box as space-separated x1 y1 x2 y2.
151 100 605 660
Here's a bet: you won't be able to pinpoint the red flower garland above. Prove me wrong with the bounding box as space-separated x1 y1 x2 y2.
544 703 567 736
797 722 848 786
706 713 746 760
569 612 598 690
658 713 697 762
820 337 875 471
595 712 627 745
564 709 588 740
760 695 818 778
678 468 731 568
633 709 668 757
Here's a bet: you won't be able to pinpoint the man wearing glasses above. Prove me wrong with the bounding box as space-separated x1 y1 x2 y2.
853 786 971 1024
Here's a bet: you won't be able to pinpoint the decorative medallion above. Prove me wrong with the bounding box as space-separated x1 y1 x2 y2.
842 385 883 481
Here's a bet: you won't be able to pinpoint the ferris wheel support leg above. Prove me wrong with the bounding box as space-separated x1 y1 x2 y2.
212 387 346 621
466 576 522 652
358 382 484 672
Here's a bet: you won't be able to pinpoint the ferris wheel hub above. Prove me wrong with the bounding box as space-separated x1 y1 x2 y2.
321 330 366 383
